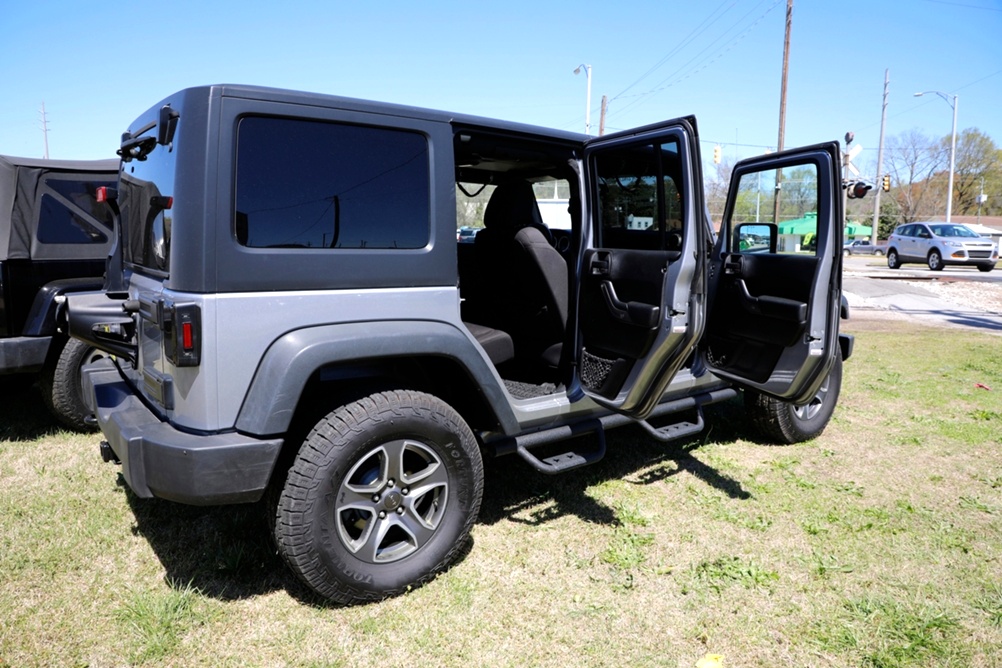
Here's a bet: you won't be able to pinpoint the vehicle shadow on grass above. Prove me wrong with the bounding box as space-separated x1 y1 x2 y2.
0 376 63 441
477 397 753 528
120 480 328 606
122 476 478 608
120 397 754 607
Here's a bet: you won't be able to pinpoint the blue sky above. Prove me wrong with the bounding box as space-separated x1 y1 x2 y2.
1 0 1000 179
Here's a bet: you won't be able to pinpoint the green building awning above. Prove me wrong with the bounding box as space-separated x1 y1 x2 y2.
778 212 818 236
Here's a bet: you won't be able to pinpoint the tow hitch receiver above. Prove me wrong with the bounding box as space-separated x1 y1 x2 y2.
99 441 120 465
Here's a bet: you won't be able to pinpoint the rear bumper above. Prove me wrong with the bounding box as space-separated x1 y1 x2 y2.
83 359 283 505
0 336 51 374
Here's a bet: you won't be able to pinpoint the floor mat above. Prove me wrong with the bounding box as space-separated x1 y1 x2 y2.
503 379 559 400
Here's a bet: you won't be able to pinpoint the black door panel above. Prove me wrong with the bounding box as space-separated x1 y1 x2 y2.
580 249 668 393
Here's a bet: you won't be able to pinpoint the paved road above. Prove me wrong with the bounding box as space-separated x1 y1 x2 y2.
841 255 1002 334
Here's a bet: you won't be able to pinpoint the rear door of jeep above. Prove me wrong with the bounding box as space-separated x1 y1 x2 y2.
573 119 707 418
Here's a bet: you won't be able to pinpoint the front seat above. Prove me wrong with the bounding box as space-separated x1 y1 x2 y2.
474 181 568 370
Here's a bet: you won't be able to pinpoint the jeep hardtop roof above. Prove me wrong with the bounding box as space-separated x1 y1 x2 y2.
145 83 592 143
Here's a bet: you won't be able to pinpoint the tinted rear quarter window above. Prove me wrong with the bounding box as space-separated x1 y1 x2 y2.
235 117 430 250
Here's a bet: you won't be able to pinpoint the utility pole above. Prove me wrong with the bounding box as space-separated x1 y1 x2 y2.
598 95 608 137
39 101 50 159
773 0 793 224
977 177 986 225
871 69 889 244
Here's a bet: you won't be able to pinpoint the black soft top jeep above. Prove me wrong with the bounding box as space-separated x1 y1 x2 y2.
66 84 852 604
0 154 117 428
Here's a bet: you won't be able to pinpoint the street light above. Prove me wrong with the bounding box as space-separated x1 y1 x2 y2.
914 90 958 222
574 64 592 135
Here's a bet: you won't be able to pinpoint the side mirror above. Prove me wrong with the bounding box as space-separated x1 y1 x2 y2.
733 223 777 254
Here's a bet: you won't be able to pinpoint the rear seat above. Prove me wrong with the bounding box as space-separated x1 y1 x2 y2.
464 322 514 366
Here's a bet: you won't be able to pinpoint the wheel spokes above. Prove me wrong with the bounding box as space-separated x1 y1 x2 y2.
335 439 450 564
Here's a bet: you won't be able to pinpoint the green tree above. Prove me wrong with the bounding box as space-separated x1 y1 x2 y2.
942 129 1001 216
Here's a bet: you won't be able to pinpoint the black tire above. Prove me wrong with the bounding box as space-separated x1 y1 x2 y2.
274 390 484 604
843 249 850 257
39 337 104 431
978 263 995 273
745 353 842 444
874 249 884 256
886 249 900 269
928 249 943 271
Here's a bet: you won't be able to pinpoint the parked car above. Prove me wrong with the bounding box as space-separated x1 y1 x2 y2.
457 226 480 243
843 239 884 256
0 154 118 428
886 222 997 272
65 84 851 604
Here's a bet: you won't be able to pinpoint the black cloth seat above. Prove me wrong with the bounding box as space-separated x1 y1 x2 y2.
473 182 568 368
464 322 514 366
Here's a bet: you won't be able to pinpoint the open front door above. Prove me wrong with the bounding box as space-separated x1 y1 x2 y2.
703 142 842 403
573 119 706 419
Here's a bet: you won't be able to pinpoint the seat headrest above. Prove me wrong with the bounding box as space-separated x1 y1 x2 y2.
483 182 546 233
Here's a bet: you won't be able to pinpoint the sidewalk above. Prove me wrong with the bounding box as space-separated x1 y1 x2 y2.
842 272 1002 335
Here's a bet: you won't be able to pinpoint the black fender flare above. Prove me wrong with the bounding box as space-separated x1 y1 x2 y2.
235 320 518 436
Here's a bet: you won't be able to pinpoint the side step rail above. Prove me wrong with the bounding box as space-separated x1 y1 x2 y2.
636 405 705 443
515 419 607 475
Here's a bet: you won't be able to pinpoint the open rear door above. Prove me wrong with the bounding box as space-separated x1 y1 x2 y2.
702 142 842 403
573 119 706 419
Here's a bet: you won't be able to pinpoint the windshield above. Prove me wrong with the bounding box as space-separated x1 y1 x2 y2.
930 224 979 238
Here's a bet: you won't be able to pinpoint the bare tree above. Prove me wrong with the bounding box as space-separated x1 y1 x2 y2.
884 129 945 222
703 159 733 226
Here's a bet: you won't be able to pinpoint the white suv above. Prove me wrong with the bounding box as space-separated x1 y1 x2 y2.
886 221 997 272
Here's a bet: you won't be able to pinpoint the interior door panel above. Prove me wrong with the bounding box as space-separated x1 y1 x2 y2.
706 253 816 382
579 248 669 396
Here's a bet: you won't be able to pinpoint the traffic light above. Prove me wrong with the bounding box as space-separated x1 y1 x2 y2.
882 174 891 192
846 181 873 199
713 145 721 164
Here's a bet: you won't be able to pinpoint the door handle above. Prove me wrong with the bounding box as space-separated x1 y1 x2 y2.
601 281 660 328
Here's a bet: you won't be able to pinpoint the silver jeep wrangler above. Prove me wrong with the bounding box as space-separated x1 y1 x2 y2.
66 84 852 604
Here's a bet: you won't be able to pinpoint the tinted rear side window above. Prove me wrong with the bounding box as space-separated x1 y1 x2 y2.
235 117 430 250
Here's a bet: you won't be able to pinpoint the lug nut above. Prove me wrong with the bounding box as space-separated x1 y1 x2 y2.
371 494 381 503
401 487 409 496
396 507 405 515
387 479 395 487
378 511 387 519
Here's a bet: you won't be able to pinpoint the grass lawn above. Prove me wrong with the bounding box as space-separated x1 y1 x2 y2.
2 313 1001 667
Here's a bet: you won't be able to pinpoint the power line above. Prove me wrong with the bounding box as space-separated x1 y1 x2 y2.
920 0 1002 11
610 0 737 101
609 0 782 120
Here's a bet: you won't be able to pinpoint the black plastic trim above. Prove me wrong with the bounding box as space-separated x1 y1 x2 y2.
0 335 51 373
84 359 282 505
236 320 518 436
